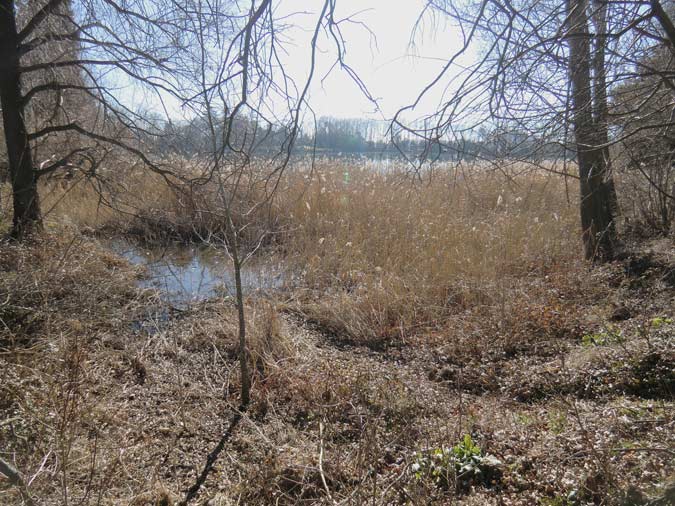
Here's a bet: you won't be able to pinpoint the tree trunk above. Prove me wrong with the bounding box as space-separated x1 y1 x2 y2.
0 0 42 238
224 212 250 409
567 0 614 261
591 0 620 238
233 250 251 408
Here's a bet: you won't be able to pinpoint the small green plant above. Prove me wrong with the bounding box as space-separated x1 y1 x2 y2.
650 316 673 329
548 409 568 434
411 435 502 490
541 494 575 506
581 326 623 347
515 412 535 426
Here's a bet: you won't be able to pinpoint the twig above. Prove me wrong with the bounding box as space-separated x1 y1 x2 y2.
610 447 675 456
0 457 36 506
318 421 334 503
28 450 52 486
179 408 244 505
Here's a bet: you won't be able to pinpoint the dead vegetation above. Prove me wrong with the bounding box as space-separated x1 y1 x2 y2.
0 164 673 505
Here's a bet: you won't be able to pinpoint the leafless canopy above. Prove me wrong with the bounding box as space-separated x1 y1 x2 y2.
2 0 371 237
390 0 675 253
395 0 675 160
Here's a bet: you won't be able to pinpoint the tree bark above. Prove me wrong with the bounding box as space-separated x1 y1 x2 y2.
651 0 675 49
223 211 250 408
0 0 42 238
233 249 251 408
567 0 615 260
591 0 620 238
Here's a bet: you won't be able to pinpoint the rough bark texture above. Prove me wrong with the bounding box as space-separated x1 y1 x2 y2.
567 0 615 261
591 0 620 238
0 0 42 237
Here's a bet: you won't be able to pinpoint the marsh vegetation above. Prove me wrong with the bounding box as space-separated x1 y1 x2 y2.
1 0 675 504
1 160 673 505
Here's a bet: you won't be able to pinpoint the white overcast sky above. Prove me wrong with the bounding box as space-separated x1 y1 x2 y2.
278 0 470 120
121 0 472 123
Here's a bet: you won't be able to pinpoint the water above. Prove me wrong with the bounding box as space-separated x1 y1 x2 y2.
108 239 286 307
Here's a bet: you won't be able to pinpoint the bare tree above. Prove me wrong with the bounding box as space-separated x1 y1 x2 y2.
567 0 616 259
397 0 675 260
2 1 370 500
1 0 186 238
1 0 41 235
151 2 368 501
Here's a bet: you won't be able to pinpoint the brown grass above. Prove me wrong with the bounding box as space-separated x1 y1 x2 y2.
1 160 672 505
274 162 580 342
34 160 581 343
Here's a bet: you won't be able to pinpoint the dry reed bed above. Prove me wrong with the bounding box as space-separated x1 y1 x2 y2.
36 161 581 342
274 163 580 343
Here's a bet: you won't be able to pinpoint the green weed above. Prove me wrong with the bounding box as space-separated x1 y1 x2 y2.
411 434 502 490
581 326 623 347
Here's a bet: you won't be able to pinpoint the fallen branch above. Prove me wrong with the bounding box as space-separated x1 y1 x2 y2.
179 409 244 505
318 421 334 503
611 447 675 456
0 457 36 506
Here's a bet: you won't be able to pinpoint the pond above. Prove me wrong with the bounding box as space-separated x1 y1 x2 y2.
108 239 286 307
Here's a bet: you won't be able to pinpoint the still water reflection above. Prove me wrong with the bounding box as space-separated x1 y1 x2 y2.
109 239 285 307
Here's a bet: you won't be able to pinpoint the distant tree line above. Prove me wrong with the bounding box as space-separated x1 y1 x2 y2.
146 113 565 161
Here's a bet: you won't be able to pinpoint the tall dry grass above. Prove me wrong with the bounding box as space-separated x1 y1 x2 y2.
273 161 580 341
34 162 283 244
23 159 581 342
37 169 208 237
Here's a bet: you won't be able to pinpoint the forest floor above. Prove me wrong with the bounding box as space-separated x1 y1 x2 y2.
0 230 673 506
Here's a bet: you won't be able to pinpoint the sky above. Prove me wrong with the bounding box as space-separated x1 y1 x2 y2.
277 0 470 120
114 0 472 125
